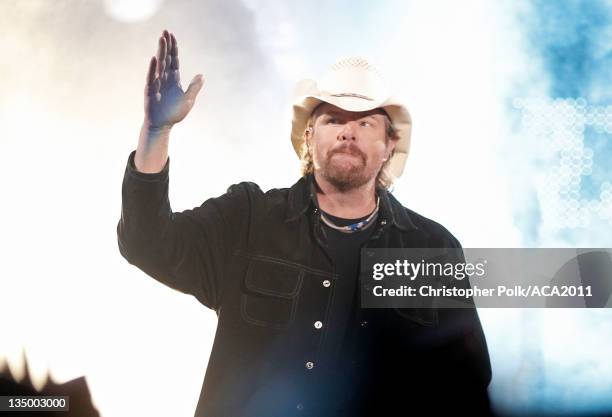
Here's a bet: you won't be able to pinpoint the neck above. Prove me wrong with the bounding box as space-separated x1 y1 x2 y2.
313 172 378 219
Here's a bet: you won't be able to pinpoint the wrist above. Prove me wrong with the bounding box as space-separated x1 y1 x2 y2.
142 119 172 133
141 121 171 143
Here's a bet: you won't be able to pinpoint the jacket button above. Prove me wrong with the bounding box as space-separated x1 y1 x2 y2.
360 320 369 328
380 219 387 225
314 321 323 329
297 403 304 411
305 361 314 370
322 279 331 288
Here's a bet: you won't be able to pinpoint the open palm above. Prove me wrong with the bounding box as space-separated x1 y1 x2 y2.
144 30 203 130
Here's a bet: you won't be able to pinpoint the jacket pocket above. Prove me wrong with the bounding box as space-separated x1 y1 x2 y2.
393 307 438 327
240 257 304 330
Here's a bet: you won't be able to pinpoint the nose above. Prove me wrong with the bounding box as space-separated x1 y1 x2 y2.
338 121 357 141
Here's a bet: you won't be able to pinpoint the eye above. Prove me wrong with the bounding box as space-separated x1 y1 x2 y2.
360 120 372 127
326 117 339 124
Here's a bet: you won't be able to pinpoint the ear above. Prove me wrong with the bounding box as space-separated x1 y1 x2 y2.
385 136 398 156
304 126 313 146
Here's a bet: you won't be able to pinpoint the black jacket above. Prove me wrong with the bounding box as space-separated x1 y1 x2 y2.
117 150 493 417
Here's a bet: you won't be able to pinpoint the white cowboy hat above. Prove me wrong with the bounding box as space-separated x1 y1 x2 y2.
290 56 413 180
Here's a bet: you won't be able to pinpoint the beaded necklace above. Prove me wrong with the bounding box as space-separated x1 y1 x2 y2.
319 197 380 233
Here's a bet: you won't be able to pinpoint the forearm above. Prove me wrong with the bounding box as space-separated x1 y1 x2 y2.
116 157 205 301
134 122 171 173
118 150 173 264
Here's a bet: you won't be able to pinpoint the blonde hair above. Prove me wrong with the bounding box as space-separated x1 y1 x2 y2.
300 107 399 189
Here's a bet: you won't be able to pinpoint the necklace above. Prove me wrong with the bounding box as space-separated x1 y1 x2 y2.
319 197 380 233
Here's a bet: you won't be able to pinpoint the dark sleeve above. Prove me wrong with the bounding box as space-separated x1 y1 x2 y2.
116 150 249 311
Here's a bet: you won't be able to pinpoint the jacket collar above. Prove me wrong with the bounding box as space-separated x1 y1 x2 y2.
285 174 419 232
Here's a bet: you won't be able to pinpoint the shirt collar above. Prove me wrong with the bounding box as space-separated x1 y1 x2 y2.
285 174 419 232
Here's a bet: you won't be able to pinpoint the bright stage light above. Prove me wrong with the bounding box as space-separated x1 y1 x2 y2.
103 0 164 23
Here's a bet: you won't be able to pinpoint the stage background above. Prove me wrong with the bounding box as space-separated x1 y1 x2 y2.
1 0 611 416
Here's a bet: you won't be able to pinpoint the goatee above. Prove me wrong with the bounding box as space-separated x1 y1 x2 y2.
320 144 369 192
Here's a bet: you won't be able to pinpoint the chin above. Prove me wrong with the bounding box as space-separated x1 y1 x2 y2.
324 168 371 192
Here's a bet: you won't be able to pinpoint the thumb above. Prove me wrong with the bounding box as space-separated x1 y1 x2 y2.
185 74 204 102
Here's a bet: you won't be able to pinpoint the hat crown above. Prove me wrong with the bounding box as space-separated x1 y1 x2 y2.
329 56 381 74
318 56 391 100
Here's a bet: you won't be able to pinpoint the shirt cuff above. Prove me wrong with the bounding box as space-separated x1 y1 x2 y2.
126 150 169 182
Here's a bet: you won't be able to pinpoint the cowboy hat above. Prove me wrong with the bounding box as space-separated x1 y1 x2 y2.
290 56 413 181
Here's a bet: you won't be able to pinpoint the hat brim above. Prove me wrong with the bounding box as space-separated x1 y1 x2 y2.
290 79 413 180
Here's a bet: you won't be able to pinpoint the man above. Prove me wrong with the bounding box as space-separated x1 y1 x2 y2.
117 29 493 416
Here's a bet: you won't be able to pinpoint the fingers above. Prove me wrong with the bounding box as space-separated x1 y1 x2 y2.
146 78 161 98
185 74 204 103
170 33 179 70
163 29 171 48
156 32 167 79
163 30 171 79
168 32 180 84
145 56 161 97
151 29 189 96
146 56 156 85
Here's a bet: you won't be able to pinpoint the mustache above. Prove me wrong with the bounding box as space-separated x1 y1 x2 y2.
327 143 367 162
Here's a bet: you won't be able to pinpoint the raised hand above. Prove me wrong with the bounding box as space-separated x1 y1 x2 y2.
144 29 204 130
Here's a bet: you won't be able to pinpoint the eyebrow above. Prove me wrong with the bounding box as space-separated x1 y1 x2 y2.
321 111 381 119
